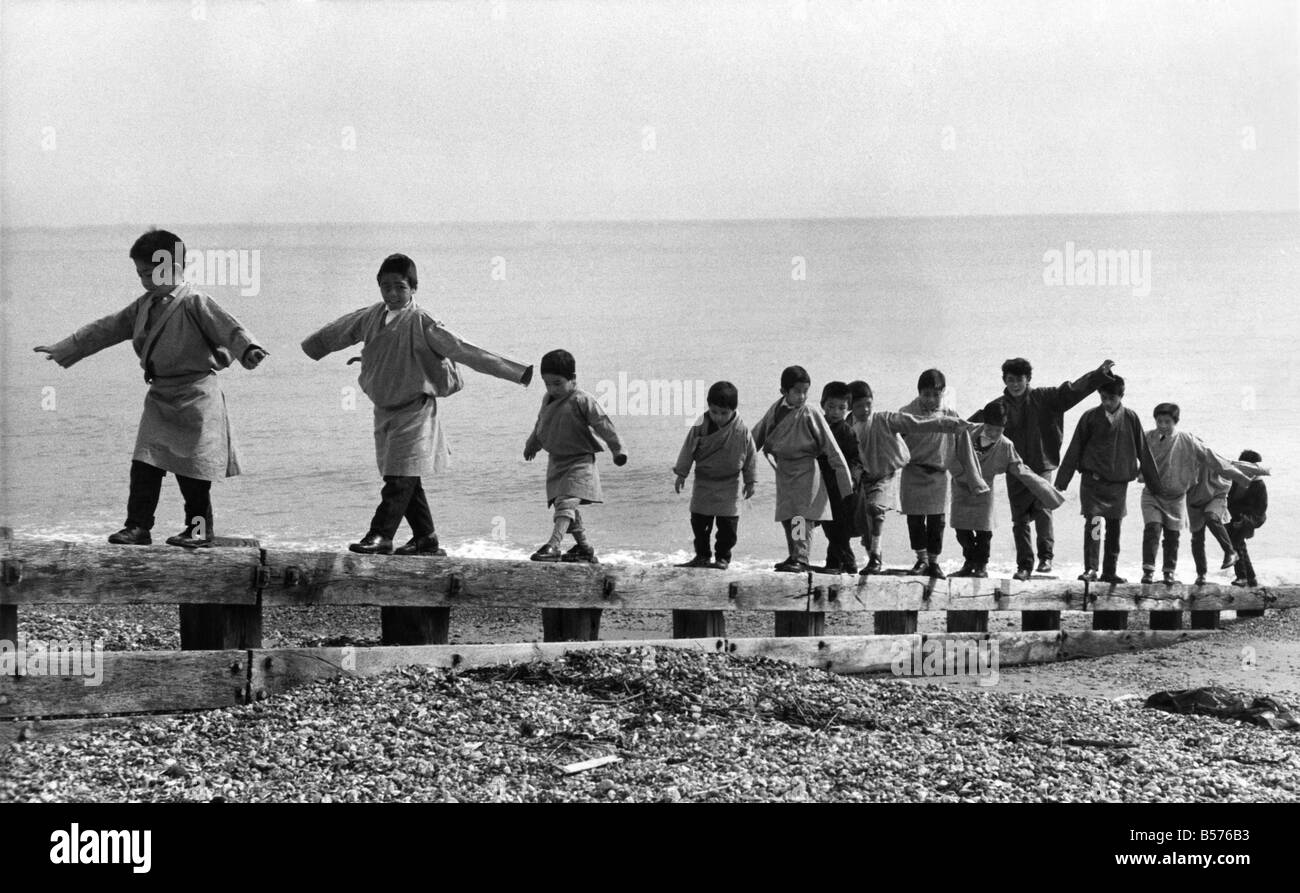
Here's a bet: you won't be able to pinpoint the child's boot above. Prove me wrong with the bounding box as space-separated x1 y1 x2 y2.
908 550 928 576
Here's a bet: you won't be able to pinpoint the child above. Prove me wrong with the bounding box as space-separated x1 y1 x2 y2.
302 253 532 555
1055 376 1161 583
1228 449 1268 588
848 380 974 575
1188 445 1268 585
1140 403 1268 585
898 369 987 579
34 229 266 547
751 366 853 573
672 381 757 570
524 349 627 563
950 402 1065 577
816 381 863 574
971 357 1116 579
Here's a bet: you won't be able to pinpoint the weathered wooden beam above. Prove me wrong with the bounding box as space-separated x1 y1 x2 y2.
0 650 247 719
1057 629 1213 659
0 538 260 605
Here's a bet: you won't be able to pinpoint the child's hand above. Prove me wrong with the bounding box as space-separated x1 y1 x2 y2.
743 481 755 499
524 445 538 461
1099 359 1116 376
674 475 686 494
242 346 269 369
33 346 56 361
613 453 628 467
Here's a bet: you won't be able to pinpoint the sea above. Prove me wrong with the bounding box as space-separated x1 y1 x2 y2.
2 214 1297 580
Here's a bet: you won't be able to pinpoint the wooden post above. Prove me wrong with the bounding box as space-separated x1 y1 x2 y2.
1189 610 1220 630
0 605 15 648
1235 609 1265 618
774 612 824 637
180 536 263 650
672 610 726 638
1148 611 1183 630
542 609 602 642
381 607 450 645
1091 611 1129 630
1021 611 1061 631
873 611 918 634
180 604 262 649
946 610 989 633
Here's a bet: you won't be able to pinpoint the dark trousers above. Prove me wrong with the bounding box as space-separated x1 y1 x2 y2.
1229 520 1258 582
955 529 992 567
368 475 435 540
906 514 945 556
126 460 212 534
820 516 857 569
1083 515 1123 574
1191 517 1233 576
1009 486 1055 569
1142 523 1181 572
690 513 738 562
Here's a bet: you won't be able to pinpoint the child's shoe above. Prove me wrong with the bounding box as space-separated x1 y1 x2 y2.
349 533 393 555
1077 569 1098 582
1194 573 1207 585
1140 570 1155 585
1220 551 1238 570
394 533 446 556
907 557 928 576
530 544 562 562
840 562 858 575
108 526 152 546
926 561 946 580
676 556 712 568
1099 572 1127 584
1014 567 1033 582
970 565 988 578
710 558 730 570
561 543 598 564
166 529 213 549
1035 559 1052 574
812 563 843 575
950 562 975 578
773 558 806 573
1162 570 1178 586
859 555 883 576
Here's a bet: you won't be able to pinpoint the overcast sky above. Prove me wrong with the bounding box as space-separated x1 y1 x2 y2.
2 0 1296 226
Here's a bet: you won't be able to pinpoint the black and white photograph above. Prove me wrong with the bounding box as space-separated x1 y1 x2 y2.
1 0 1295 869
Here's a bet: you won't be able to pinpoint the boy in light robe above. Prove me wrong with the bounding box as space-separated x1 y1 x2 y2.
1228 449 1268 588
302 253 533 555
815 381 863 574
672 381 757 570
751 366 853 573
1140 403 1269 584
847 380 971 576
1055 376 1161 583
1188 454 1257 585
898 368 989 579
35 229 267 547
524 349 627 563
950 401 1065 578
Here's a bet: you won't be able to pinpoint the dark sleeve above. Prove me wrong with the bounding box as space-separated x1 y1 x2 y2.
1054 412 1089 490
1134 413 1161 487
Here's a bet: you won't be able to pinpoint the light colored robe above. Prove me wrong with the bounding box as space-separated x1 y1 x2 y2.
950 429 1065 531
751 400 852 522
673 413 757 517
1142 430 1253 530
302 302 531 476
897 398 989 515
525 388 624 505
851 409 969 510
44 282 258 481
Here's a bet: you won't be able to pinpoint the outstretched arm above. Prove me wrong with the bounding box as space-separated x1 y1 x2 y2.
34 302 139 368
191 293 264 369
424 321 532 385
301 306 372 361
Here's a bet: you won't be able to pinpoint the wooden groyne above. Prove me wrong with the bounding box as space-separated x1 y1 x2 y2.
1 531 1291 719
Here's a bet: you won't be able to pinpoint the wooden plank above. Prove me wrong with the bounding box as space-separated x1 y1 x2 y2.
0 650 247 718
249 638 726 698
1 714 167 743
0 537 260 605
1058 629 1215 659
721 635 916 674
180 605 263 650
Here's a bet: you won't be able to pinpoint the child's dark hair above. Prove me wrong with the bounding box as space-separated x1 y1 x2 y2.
1153 402 1180 423
1001 357 1033 380
780 365 811 392
706 381 738 411
821 380 851 405
848 380 873 402
1239 449 1262 464
1099 375 1125 397
377 253 418 290
539 349 576 380
917 368 946 392
130 229 185 266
